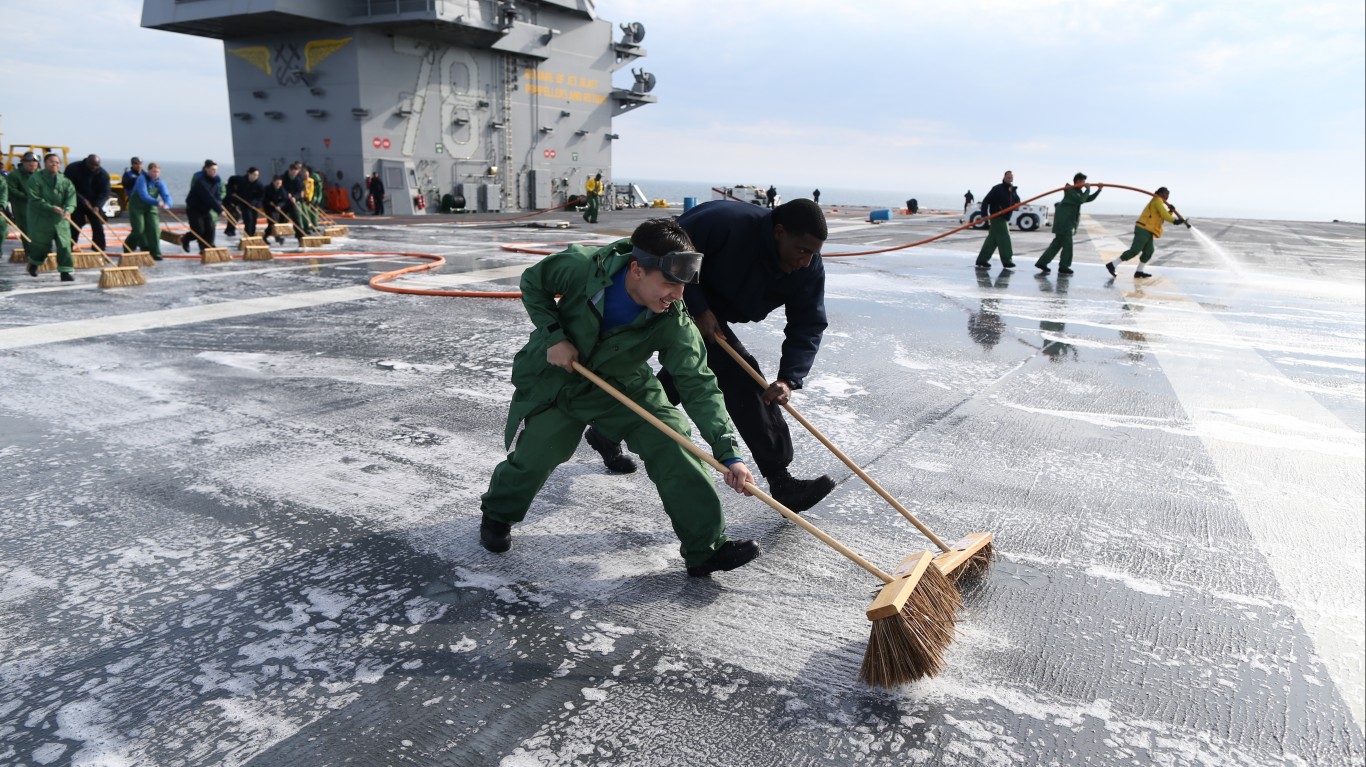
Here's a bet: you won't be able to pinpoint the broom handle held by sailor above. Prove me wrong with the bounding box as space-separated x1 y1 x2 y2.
0 208 31 242
161 207 216 249
714 336 954 552
86 204 135 253
571 360 893 583
232 194 282 228
59 211 116 266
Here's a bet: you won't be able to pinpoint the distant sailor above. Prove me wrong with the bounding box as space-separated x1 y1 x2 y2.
181 159 225 253
1106 187 1185 280
121 157 144 249
24 153 78 281
586 198 837 513
128 162 173 261
1035 172 1101 275
583 172 603 223
975 171 1020 270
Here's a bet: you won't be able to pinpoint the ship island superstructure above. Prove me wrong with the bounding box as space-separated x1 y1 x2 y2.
141 0 656 215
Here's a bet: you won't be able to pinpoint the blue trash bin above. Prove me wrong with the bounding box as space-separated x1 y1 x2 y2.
683 196 697 212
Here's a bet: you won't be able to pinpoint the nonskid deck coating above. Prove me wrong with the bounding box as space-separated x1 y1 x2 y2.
1 209 1363 766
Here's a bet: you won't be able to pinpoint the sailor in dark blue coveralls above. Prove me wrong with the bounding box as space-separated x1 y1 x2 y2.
585 198 837 512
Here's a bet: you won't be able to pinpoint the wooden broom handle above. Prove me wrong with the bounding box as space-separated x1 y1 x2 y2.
60 211 112 258
571 360 892 583
161 207 215 249
232 194 286 228
713 336 954 553
0 208 31 242
87 206 134 252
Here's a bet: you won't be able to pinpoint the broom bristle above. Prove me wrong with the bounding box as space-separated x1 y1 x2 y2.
38 254 58 272
120 251 156 267
99 266 146 289
242 246 273 261
9 249 25 263
947 542 994 583
859 562 962 687
201 248 233 264
73 251 106 270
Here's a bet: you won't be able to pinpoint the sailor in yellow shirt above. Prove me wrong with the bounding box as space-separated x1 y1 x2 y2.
1106 187 1185 279
583 172 603 223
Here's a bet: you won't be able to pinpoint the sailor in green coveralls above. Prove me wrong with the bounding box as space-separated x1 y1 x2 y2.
6 151 41 245
24 154 78 281
1035 172 1101 275
0 160 9 252
479 217 762 577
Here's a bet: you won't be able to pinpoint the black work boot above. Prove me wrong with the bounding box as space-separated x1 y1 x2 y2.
26 263 38 277
479 515 511 553
60 272 74 282
584 426 637 474
687 539 760 577
768 474 836 513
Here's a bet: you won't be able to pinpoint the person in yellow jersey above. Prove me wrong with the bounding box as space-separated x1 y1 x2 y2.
1105 187 1187 279
583 172 603 223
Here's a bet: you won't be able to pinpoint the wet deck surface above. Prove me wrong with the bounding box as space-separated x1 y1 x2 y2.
2 208 1363 766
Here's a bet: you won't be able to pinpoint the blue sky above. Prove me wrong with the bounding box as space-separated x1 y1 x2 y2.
2 0 1361 221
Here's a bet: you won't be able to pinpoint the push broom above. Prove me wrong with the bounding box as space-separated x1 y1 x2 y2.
162 209 232 263
1 208 35 264
304 199 349 237
573 360 961 686
715 337 995 581
60 212 146 289
232 195 294 242
279 202 330 247
222 209 272 261
89 205 155 268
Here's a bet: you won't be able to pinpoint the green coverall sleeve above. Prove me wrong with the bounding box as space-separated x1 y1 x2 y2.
518 251 578 348
658 323 742 463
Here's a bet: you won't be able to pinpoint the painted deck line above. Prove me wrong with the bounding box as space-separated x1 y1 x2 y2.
0 264 530 351
1084 216 1366 732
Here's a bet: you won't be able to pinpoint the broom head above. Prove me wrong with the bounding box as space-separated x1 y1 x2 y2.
860 551 963 687
272 222 295 237
73 250 107 270
239 235 266 247
9 248 26 263
243 245 273 261
120 251 156 267
200 248 232 264
932 532 995 583
159 229 183 245
323 225 349 237
38 254 58 272
99 265 147 289
300 235 330 247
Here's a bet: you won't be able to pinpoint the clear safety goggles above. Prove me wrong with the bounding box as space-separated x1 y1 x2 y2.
632 247 702 284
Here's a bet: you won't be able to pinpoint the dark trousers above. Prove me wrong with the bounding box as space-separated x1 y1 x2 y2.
372 193 385 216
182 210 216 251
228 201 257 236
69 204 106 252
657 326 794 480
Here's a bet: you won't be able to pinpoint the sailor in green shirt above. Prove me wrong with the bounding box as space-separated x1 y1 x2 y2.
24 153 78 281
479 218 762 577
6 151 40 244
1035 172 1101 275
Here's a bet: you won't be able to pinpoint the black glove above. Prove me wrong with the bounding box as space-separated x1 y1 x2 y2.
1173 217 1186 227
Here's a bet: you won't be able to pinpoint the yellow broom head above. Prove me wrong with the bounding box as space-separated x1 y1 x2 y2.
200 248 233 264
300 235 330 247
9 248 26 263
243 245 273 261
72 250 107 270
98 265 147 289
119 251 156 268
239 236 266 247
859 551 963 688
323 225 349 237
273 223 295 237
160 229 183 245
38 254 59 272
